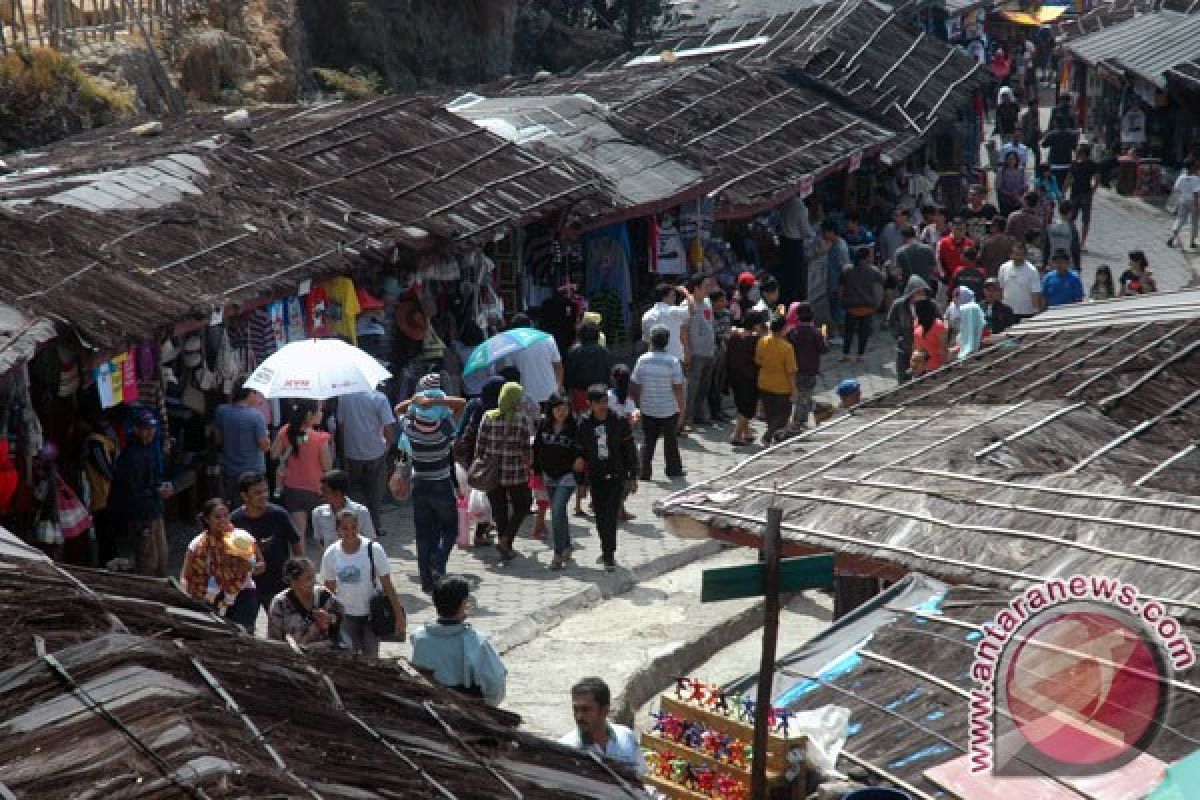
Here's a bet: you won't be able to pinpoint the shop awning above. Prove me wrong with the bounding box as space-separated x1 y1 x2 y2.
999 5 1067 25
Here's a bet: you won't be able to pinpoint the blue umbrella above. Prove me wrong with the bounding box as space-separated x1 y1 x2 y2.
463 327 552 375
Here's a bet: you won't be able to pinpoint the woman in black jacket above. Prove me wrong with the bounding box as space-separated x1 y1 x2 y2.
532 393 580 569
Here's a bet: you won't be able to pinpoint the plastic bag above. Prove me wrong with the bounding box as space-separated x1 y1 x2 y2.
467 489 491 526
790 705 851 778
456 496 471 549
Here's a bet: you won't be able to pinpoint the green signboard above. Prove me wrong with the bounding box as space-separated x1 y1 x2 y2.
700 553 835 603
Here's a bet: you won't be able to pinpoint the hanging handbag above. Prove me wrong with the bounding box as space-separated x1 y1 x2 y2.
467 453 500 493
365 540 402 639
388 451 413 501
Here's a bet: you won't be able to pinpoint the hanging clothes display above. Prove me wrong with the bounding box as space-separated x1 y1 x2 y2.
583 224 632 345
655 216 687 275
323 276 361 343
284 296 307 342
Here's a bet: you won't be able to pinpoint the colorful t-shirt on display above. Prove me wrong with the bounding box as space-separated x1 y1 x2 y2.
323 277 361 343
285 296 307 342
267 300 288 351
306 285 332 338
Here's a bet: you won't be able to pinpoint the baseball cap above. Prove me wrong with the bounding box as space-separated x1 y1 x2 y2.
836 379 861 397
737 271 757 288
586 384 608 401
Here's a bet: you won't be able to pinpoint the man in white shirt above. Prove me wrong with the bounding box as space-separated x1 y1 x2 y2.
997 241 1045 320
641 282 691 361
1167 158 1199 250
630 325 686 480
311 469 375 548
502 313 563 405
559 677 647 778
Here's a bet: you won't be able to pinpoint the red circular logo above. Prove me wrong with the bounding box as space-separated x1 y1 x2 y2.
1002 609 1166 769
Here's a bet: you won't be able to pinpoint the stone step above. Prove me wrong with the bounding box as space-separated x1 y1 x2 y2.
500 545 831 739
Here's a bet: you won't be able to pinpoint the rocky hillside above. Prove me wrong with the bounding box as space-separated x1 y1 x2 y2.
0 47 133 152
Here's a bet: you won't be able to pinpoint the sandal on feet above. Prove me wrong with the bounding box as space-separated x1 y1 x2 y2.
549 556 565 570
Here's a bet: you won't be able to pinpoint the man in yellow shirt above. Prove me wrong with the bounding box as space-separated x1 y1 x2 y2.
755 314 797 446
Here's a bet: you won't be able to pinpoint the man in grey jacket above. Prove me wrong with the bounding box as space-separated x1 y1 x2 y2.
887 275 930 384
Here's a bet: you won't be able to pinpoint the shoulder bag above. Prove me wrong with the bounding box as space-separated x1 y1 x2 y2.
366 540 402 639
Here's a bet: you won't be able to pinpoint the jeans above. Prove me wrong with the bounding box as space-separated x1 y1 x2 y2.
843 314 873 356
792 375 817 427
708 345 727 418
341 614 380 657
685 355 714 424
1172 202 1198 243
412 478 458 590
487 484 532 549
347 454 389 533
547 478 576 554
591 478 623 562
896 346 913 384
640 413 682 479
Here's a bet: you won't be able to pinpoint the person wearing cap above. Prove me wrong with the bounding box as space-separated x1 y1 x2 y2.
980 278 1017 335
886 275 930 384
731 271 759 324
112 412 172 577
836 379 861 409
574 384 638 572
1041 249 1084 307
630 325 686 481
181 498 265 630
396 374 463 593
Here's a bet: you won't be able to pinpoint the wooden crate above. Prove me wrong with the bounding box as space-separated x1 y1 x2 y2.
641 731 771 782
644 773 713 800
659 695 801 773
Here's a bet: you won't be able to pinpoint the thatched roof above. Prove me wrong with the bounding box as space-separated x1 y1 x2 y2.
601 0 989 159
490 61 894 218
729 574 1200 798
0 533 646 799
0 97 605 348
658 293 1200 621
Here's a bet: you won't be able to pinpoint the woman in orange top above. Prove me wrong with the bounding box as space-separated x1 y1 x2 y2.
911 298 949 376
271 399 333 540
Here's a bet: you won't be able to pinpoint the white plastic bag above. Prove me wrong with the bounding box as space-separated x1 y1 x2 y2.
790 705 851 777
467 489 492 526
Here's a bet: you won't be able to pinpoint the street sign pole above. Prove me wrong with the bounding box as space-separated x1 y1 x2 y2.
750 506 782 800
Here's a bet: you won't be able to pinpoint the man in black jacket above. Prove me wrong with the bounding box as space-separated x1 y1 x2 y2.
574 384 638 573
111 412 172 577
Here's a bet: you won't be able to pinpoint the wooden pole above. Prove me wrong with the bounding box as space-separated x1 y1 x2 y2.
750 505 782 800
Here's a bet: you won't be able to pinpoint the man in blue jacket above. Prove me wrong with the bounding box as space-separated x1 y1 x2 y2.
410 576 507 706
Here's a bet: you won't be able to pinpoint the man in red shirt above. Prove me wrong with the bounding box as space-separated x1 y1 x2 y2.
936 218 975 295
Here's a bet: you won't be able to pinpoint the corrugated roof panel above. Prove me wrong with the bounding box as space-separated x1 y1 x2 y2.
1067 11 1200 84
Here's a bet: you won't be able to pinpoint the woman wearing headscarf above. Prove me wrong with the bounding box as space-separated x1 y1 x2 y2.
949 287 986 361
474 382 534 561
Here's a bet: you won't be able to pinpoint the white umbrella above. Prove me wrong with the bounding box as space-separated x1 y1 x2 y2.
242 339 391 400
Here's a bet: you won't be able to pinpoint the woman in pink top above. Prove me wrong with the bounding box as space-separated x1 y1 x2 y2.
270 399 333 538
911 298 949 376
